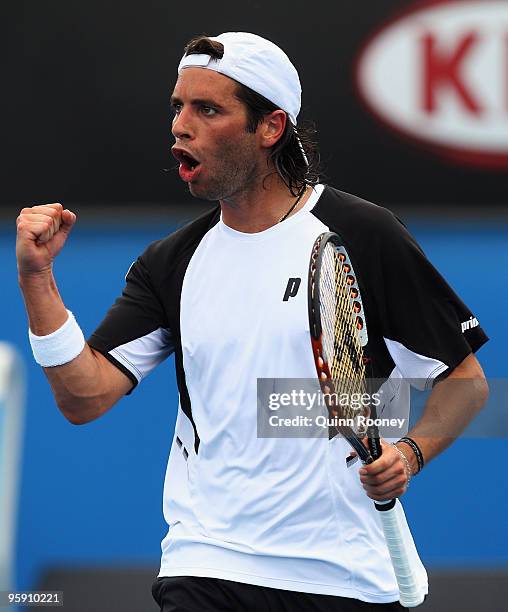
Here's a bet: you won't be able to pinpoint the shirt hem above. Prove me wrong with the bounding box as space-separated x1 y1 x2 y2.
158 564 402 603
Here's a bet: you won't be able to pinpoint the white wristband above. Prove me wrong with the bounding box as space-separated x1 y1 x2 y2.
29 310 86 367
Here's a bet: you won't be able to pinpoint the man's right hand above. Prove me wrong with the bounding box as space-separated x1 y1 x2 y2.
16 203 76 276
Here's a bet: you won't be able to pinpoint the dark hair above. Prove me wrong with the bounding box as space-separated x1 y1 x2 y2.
182 35 321 196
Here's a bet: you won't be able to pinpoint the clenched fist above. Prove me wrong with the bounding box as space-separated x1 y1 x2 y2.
16 203 76 276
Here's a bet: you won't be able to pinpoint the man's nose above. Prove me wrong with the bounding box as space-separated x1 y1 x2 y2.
172 108 194 140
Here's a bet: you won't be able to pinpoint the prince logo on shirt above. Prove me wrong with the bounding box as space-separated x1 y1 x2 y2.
283 278 301 301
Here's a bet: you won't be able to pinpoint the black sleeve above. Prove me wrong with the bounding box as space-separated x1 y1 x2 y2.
378 214 488 384
88 247 174 391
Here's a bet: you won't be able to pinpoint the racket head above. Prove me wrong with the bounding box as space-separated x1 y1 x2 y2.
308 232 378 459
308 232 368 348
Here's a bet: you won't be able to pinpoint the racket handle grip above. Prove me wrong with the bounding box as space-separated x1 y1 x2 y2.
376 500 426 608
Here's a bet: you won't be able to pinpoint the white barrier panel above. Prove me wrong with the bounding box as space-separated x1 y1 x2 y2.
0 343 25 591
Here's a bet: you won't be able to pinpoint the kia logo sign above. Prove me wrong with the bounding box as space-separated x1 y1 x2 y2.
355 0 508 168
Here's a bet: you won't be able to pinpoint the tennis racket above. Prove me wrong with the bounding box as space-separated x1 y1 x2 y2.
308 231 425 608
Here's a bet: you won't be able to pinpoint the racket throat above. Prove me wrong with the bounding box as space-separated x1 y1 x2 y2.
367 426 382 460
337 428 372 463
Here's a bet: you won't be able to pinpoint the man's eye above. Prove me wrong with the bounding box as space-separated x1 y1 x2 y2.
201 106 217 116
172 104 182 115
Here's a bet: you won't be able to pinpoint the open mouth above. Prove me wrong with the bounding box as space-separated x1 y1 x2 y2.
172 148 200 171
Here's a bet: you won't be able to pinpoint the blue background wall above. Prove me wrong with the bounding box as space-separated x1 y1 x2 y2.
0 216 506 590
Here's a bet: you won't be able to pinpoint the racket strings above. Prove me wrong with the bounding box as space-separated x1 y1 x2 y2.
319 244 367 424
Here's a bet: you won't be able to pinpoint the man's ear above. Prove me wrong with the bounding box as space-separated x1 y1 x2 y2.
259 110 287 149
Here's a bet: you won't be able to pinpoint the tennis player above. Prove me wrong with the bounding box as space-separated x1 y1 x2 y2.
16 33 488 611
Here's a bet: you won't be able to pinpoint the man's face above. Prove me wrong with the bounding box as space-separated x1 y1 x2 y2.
171 68 262 201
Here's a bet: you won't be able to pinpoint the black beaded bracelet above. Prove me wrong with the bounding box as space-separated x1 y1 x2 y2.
398 437 425 473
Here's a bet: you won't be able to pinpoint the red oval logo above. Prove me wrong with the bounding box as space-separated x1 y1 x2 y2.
355 0 508 168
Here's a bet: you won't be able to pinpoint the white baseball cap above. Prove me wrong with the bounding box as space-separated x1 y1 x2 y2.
177 32 302 125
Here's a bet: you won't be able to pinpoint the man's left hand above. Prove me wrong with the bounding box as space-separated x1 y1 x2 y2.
358 441 410 501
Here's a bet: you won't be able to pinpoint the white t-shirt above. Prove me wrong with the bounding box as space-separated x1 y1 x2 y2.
89 184 486 603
